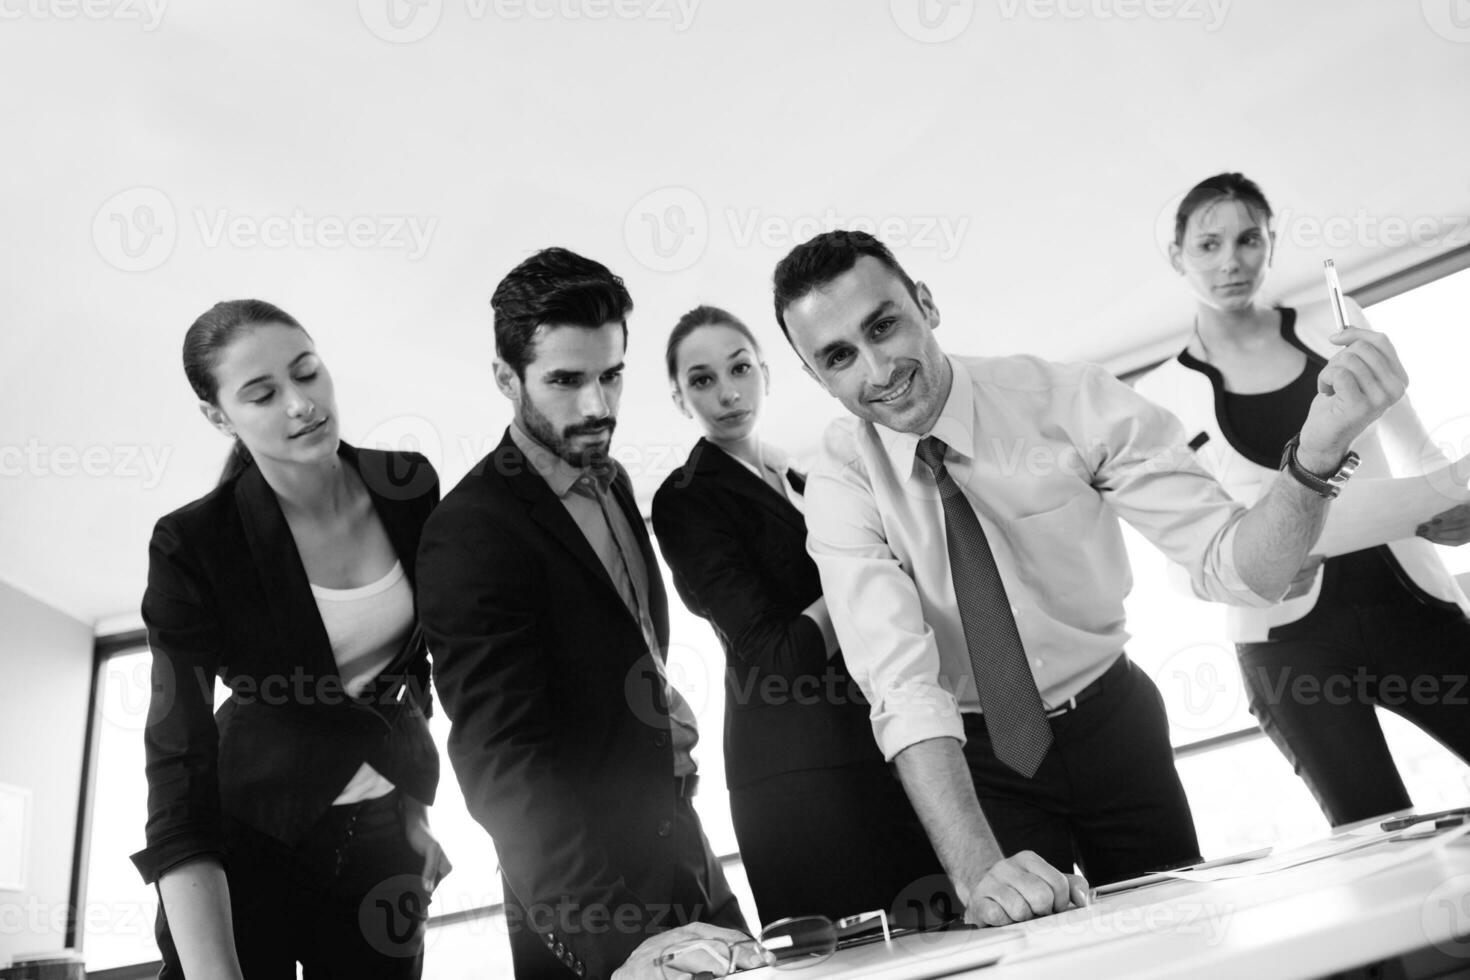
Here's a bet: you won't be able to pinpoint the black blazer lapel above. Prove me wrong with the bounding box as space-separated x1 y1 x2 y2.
234 460 339 685
689 438 805 534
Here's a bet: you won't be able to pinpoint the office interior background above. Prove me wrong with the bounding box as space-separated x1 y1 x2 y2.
2 0 1470 975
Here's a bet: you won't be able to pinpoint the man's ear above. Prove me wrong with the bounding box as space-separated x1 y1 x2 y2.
671 387 690 418
198 401 233 437
1266 230 1277 269
760 362 771 395
1168 242 1185 276
914 281 941 331
493 360 521 402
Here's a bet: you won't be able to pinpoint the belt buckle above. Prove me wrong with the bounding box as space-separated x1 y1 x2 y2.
1045 697 1077 719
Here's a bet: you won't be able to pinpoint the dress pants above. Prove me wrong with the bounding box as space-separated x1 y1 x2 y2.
503 794 746 979
1239 592 1470 827
155 791 429 979
961 655 1202 886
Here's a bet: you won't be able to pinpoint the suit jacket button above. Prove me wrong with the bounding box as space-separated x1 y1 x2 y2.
575 965 586 977
555 942 565 956
654 732 669 748
657 819 673 838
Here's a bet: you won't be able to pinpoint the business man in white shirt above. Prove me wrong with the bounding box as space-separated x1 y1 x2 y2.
772 230 1407 928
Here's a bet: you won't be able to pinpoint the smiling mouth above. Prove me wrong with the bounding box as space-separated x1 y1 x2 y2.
869 369 916 405
290 417 328 439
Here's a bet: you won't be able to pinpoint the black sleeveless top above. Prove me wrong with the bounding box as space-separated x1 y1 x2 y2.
1183 309 1414 611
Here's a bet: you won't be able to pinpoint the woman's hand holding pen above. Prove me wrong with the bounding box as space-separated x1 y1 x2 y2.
1419 503 1470 546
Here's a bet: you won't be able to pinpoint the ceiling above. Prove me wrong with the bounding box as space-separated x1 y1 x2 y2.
2 0 1467 627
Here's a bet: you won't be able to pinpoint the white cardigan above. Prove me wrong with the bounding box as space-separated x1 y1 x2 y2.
1134 306 1470 642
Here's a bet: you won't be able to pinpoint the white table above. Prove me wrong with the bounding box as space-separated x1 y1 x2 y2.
780 816 1470 980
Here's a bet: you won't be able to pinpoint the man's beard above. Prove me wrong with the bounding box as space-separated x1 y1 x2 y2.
518 390 616 468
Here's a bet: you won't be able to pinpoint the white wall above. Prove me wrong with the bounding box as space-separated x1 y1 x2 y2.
0 580 93 965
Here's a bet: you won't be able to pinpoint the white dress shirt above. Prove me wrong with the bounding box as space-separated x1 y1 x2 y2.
806 354 1273 761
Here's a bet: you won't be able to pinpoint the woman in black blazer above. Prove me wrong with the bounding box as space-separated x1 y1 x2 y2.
133 300 448 979
651 306 947 928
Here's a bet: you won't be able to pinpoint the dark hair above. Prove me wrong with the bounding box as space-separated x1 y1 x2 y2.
771 230 921 345
182 299 309 485
491 247 634 378
1173 172 1274 247
664 305 762 383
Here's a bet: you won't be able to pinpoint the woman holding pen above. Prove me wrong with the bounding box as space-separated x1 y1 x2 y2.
651 305 949 926
134 300 448 978
1136 173 1470 827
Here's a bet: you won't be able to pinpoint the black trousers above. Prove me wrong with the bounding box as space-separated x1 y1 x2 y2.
961 655 1202 886
503 795 746 979
730 760 951 928
156 791 428 979
1238 596 1470 827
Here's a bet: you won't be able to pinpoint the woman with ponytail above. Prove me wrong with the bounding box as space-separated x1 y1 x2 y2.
1136 174 1470 827
134 300 449 978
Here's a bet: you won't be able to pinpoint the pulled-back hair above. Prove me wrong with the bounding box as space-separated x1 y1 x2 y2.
771 230 920 345
491 247 633 377
182 299 309 485
664 305 762 382
1173 172 1274 247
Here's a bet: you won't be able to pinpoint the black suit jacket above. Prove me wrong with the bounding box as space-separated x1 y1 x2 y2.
131 444 440 884
651 439 877 790
418 430 693 980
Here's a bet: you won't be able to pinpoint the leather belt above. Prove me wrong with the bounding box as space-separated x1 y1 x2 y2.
1044 655 1130 719
674 774 700 799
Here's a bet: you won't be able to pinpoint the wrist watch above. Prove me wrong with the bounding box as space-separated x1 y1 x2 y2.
1280 433 1360 499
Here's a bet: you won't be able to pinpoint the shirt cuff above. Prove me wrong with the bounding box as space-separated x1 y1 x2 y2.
1208 518 1279 608
869 679 967 762
130 833 226 885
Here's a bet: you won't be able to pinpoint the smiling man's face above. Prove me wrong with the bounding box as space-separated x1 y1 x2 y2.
783 255 952 435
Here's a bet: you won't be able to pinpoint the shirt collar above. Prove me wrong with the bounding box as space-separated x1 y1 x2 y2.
510 421 591 499
876 354 974 484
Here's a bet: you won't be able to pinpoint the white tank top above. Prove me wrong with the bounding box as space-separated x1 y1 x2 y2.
311 561 413 805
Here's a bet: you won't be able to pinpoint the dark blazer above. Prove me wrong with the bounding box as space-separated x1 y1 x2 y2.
651 439 878 790
418 430 692 980
131 444 440 885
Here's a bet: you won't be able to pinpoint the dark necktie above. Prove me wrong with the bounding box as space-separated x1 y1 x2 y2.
915 436 1052 777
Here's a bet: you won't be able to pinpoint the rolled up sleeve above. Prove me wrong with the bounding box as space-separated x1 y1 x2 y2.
804 443 966 761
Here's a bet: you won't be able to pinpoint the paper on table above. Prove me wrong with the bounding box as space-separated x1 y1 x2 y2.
1313 455 1470 557
1166 828 1407 881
